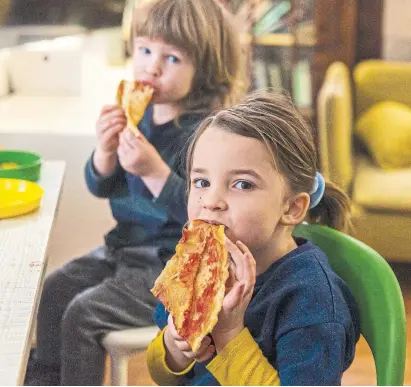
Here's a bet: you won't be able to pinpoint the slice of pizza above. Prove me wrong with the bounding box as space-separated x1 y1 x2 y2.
116 80 153 135
151 220 229 352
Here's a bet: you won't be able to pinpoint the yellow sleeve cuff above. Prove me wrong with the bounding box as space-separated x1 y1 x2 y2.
147 328 195 385
206 328 280 386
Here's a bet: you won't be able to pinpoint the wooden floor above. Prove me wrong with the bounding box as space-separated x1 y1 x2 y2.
105 262 411 386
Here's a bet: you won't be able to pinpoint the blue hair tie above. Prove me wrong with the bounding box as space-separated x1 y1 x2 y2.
309 172 325 209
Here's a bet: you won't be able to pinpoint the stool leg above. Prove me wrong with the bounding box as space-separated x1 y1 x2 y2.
110 354 129 386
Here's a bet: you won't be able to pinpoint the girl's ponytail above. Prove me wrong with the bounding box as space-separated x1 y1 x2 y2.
307 179 352 233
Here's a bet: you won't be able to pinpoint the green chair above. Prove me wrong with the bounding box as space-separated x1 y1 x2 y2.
293 223 406 386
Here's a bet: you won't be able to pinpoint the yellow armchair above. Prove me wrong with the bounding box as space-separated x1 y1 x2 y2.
317 60 411 261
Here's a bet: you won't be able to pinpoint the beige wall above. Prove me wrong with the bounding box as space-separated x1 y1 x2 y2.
383 0 411 61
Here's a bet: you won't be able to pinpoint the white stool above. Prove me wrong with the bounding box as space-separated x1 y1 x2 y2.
102 326 159 386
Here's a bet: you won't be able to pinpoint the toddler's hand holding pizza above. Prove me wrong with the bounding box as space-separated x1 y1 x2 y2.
212 238 256 351
164 314 215 371
96 105 127 155
117 129 171 181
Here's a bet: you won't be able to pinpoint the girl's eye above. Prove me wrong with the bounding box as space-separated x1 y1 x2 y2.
193 179 210 188
234 181 254 190
167 55 180 64
139 47 150 55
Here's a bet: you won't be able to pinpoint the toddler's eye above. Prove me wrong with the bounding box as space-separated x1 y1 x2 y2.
193 179 210 188
234 181 253 190
139 47 150 54
167 55 180 63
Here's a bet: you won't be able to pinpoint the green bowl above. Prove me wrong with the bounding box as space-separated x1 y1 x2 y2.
0 150 43 182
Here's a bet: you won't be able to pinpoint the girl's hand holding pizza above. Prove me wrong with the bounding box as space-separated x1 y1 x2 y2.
164 314 215 372
212 238 256 351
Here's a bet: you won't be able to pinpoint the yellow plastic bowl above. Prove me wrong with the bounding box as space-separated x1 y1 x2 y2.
0 178 44 219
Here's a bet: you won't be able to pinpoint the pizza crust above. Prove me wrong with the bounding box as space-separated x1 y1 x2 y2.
116 80 153 135
151 220 229 351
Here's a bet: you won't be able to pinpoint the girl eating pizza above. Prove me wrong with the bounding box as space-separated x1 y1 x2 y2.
147 90 360 386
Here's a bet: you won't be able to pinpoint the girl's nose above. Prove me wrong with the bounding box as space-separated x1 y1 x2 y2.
202 190 228 212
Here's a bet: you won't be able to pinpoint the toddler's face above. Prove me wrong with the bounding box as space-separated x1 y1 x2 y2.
187 125 289 257
132 36 195 105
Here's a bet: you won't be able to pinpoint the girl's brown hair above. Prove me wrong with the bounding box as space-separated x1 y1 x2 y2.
130 0 248 115
186 89 352 232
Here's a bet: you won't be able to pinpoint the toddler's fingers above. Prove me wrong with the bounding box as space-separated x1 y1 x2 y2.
123 127 142 145
104 108 126 120
117 145 125 160
121 129 142 150
132 128 148 142
102 118 127 133
119 131 134 150
102 125 124 142
107 117 127 127
98 107 124 120
98 116 126 134
99 111 126 128
100 104 117 115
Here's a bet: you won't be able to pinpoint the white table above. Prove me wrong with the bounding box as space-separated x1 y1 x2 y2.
0 161 65 385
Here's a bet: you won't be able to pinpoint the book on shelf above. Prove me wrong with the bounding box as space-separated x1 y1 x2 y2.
252 55 312 110
259 6 304 34
292 59 312 108
253 58 270 89
253 1 291 36
252 0 315 37
267 62 283 89
253 57 287 91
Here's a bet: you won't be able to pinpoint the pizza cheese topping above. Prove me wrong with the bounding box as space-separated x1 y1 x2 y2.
116 80 153 135
151 220 229 351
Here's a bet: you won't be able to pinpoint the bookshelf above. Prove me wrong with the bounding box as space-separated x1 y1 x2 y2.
252 32 316 47
243 0 357 123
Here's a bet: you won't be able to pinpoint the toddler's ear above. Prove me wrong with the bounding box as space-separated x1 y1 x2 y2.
279 192 310 226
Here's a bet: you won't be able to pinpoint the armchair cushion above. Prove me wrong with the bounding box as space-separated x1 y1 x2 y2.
356 101 411 169
352 156 411 212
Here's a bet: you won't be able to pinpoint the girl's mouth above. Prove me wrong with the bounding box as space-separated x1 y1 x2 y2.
202 219 223 226
201 219 229 231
